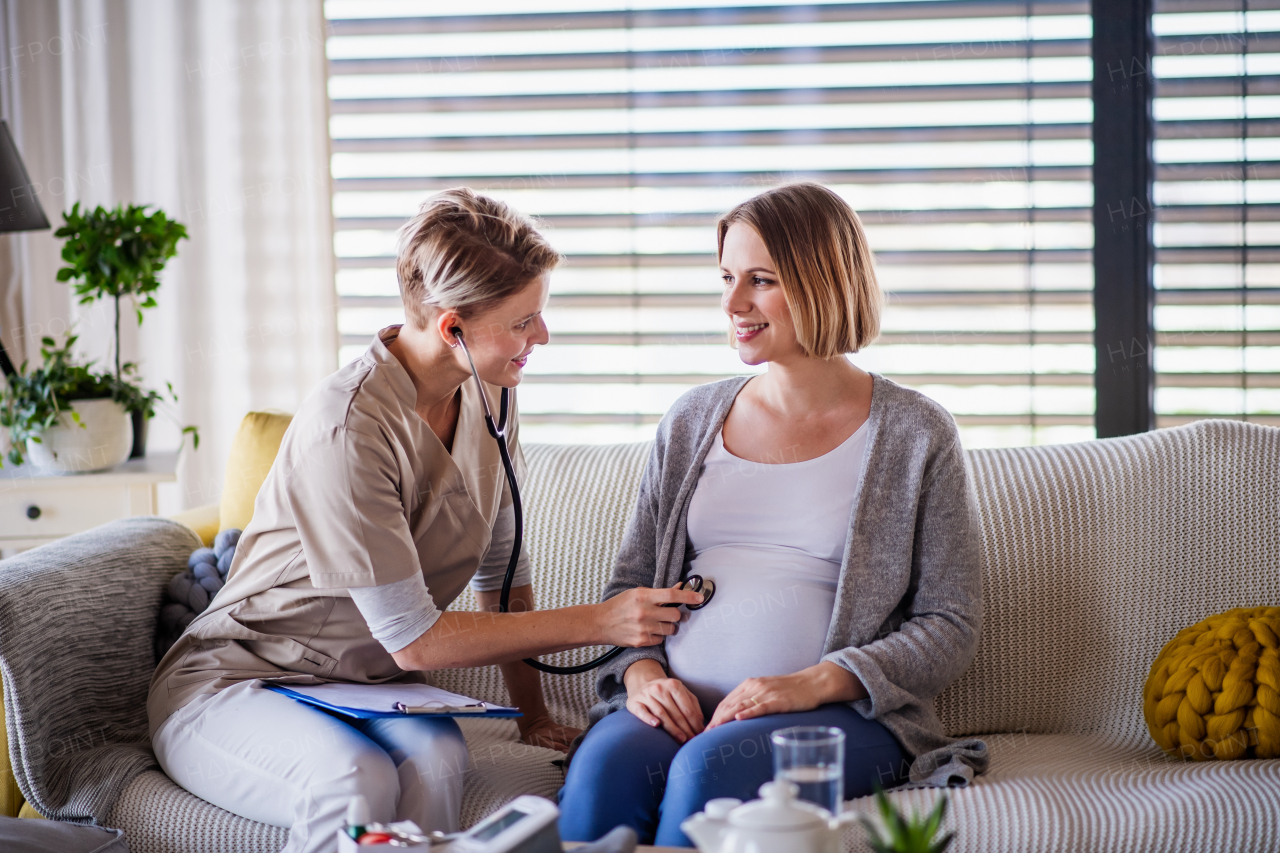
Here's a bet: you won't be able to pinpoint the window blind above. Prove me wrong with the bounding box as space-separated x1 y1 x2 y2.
1153 0 1280 428
324 0 1095 447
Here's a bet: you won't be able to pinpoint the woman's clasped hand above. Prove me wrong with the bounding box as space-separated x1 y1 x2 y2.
707 670 831 728
624 658 846 743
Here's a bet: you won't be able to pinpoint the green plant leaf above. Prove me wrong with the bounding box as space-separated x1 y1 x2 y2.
53 202 187 324
856 787 953 853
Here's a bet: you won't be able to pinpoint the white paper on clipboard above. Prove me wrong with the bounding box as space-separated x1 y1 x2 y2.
265 681 518 718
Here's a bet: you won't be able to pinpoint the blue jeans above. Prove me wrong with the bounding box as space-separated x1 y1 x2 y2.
557 704 908 847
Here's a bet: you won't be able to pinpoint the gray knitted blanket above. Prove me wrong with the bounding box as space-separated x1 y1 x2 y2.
0 517 199 824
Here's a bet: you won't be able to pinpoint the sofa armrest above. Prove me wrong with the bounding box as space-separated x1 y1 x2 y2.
0 517 200 824
169 503 220 547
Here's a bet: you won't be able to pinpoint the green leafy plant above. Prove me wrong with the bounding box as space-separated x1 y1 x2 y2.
54 202 188 380
0 335 198 466
859 787 954 853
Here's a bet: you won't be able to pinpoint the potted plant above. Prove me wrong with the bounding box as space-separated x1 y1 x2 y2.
0 335 198 473
860 787 954 853
54 202 188 457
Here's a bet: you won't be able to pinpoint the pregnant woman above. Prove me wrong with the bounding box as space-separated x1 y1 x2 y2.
558 182 988 847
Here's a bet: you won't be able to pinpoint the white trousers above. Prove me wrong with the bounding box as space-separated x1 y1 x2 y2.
153 680 469 853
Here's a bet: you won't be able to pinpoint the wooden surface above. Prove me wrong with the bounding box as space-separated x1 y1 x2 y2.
0 451 177 549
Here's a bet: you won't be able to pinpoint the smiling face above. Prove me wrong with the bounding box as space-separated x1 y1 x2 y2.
450 273 550 387
719 222 805 366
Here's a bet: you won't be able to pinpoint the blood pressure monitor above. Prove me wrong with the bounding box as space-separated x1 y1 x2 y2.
445 795 561 853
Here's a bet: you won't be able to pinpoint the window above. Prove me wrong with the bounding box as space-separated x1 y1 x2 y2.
1153 1 1280 428
324 0 1095 446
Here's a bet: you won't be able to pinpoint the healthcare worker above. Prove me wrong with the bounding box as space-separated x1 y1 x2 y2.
147 188 703 853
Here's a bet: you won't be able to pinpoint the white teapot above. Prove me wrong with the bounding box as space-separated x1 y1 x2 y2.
681 780 856 853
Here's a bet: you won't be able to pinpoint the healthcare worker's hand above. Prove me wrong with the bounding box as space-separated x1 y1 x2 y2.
517 713 581 753
624 659 705 743
597 585 704 647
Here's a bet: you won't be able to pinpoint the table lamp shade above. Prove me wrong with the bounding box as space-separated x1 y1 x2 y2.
0 120 48 233
0 119 49 376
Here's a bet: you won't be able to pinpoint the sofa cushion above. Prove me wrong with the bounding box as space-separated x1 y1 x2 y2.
218 412 293 534
842 733 1280 852
108 771 286 853
107 719 562 853
935 419 1280 743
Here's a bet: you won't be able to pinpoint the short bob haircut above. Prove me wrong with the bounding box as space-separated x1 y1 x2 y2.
396 187 561 329
716 182 881 359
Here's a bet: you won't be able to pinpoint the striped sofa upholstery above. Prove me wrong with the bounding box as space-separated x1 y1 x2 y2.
3 420 1279 851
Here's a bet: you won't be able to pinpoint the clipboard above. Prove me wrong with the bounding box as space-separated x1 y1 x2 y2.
264 681 521 720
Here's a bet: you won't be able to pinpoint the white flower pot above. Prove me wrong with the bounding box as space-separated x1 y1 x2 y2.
26 398 134 474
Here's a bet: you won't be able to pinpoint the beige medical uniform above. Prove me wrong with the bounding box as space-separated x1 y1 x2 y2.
148 325 526 853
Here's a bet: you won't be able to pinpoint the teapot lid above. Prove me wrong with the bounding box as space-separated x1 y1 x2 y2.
727 781 830 831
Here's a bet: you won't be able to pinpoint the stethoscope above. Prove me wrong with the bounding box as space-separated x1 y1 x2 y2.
453 328 716 674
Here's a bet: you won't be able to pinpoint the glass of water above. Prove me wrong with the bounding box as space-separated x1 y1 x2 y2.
771 726 845 815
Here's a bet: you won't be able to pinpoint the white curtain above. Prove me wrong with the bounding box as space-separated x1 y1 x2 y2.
0 0 336 510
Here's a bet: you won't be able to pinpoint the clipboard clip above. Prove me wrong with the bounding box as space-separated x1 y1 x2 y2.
393 700 488 714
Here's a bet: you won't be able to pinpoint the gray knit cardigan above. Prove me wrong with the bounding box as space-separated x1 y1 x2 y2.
588 373 990 787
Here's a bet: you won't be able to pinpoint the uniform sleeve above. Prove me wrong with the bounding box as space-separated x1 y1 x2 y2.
283 427 422 589
349 573 441 653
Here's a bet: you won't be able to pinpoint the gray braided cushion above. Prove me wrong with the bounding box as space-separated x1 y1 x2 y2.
0 517 200 825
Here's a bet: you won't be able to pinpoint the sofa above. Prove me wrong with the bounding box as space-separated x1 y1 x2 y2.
2 418 1279 852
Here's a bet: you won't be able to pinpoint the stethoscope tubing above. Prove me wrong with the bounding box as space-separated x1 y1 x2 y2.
455 330 627 674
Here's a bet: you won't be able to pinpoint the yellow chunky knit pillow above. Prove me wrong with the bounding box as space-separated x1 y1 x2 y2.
1143 606 1280 761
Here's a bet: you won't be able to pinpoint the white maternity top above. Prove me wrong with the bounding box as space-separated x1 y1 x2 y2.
665 420 869 716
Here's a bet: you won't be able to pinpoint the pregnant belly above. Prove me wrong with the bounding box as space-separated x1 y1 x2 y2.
665 546 838 718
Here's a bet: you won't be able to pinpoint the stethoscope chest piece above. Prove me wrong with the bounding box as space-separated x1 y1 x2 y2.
680 574 716 610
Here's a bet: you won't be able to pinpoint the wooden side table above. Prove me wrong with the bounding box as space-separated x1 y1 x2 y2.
0 452 178 552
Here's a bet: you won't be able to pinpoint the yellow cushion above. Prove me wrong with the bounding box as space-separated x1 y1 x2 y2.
218 411 293 533
171 503 221 547
18 801 42 819
1143 605 1280 761
0 673 22 818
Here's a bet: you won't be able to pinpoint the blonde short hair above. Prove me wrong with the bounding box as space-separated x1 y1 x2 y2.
396 187 561 328
716 182 881 358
